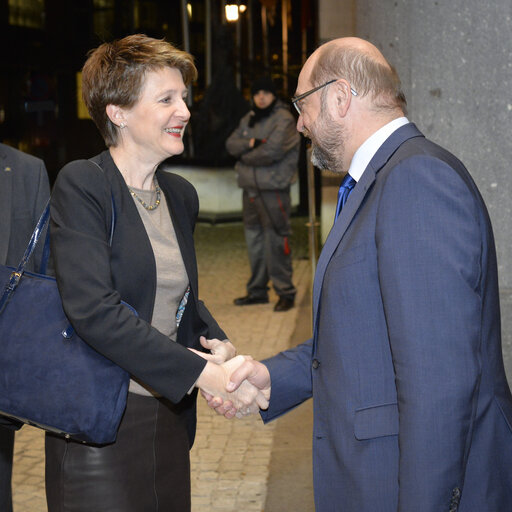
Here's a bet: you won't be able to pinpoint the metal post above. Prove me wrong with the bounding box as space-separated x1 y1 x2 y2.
261 5 269 70
180 0 192 107
180 0 193 158
281 0 288 93
247 0 254 64
236 11 242 90
205 0 212 86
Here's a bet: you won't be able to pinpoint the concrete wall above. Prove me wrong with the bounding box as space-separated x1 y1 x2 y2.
356 0 512 288
317 0 512 289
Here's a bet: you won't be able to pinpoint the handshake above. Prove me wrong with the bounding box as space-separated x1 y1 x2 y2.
191 337 271 419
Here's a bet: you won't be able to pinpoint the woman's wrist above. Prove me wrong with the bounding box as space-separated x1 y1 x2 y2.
195 361 223 393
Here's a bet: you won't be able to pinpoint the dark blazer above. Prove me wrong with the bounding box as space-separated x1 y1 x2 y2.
0 143 50 272
261 124 512 511
50 150 225 438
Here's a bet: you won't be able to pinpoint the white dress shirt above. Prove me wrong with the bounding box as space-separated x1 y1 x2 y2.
348 117 409 182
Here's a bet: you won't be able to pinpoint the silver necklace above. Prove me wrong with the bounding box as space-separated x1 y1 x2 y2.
128 177 161 211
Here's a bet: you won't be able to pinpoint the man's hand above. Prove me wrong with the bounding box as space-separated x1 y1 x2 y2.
196 356 269 417
202 357 271 419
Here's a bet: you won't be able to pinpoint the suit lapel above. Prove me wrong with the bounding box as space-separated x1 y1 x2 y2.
312 123 424 333
0 149 13 265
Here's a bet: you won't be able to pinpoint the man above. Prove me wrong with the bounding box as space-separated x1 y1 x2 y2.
0 142 50 512
226 77 299 312
212 38 512 511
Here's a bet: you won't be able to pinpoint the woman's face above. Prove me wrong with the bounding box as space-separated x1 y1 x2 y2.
120 67 190 161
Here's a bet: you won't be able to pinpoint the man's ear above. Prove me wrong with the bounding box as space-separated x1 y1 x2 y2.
331 79 353 119
106 104 126 127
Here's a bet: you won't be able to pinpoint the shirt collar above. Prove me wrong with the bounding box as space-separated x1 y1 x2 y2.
348 117 409 182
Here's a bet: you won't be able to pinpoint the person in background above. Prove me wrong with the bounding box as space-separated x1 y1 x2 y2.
209 37 512 511
226 77 300 312
45 34 267 512
0 142 50 512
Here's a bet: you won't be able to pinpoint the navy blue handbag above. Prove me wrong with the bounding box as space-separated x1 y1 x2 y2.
0 199 131 445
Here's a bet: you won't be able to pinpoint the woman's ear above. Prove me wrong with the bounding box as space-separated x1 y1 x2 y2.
106 104 126 128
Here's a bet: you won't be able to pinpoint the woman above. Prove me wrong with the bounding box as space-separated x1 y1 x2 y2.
46 34 267 511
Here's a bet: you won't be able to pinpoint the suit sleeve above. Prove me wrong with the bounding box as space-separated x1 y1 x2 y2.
376 156 482 510
260 337 314 422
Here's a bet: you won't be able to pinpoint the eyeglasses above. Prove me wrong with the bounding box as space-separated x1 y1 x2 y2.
291 79 358 115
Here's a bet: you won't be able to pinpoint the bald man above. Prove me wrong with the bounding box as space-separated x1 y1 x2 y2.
211 38 512 511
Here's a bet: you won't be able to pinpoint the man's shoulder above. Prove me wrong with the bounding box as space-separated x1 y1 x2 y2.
397 132 466 171
0 143 44 171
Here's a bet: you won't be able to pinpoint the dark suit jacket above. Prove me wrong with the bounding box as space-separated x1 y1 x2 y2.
0 143 50 272
50 150 225 441
261 124 512 511
0 144 50 504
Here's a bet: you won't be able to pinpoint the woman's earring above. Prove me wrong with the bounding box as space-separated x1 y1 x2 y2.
119 122 126 129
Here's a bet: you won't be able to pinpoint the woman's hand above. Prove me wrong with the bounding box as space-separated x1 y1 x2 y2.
189 336 236 364
195 356 269 417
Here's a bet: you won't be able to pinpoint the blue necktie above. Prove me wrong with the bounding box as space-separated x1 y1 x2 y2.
334 173 356 221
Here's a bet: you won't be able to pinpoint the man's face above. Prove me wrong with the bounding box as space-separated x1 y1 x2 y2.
296 64 346 174
308 99 346 174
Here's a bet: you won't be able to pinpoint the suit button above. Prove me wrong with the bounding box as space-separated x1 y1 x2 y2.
312 359 320 369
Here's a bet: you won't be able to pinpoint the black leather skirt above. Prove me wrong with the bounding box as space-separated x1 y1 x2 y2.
45 392 192 512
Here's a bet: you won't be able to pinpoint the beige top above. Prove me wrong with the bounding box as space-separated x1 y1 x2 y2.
128 186 189 396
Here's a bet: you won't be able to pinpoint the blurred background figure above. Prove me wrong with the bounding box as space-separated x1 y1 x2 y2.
0 142 50 512
226 76 300 312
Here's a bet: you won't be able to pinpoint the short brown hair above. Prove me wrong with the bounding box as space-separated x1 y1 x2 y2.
311 43 407 115
82 34 198 147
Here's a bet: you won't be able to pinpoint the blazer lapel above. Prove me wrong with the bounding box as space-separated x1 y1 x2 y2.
312 123 424 333
0 149 13 265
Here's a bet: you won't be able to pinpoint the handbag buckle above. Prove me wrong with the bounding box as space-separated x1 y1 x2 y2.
7 271 22 291
0 271 23 314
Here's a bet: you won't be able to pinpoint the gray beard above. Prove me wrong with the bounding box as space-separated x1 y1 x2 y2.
309 112 345 174
311 143 336 172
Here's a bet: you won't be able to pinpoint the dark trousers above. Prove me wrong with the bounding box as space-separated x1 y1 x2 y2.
242 189 296 300
46 392 192 512
0 428 14 512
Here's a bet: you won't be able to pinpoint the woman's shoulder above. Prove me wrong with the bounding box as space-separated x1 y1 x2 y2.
55 157 107 187
53 156 111 206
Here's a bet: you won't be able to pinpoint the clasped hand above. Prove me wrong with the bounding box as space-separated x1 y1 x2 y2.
191 337 271 418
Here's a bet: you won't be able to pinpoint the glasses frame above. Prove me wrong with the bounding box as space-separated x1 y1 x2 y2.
291 79 358 115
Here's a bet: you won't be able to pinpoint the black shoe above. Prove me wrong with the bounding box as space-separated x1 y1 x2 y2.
234 295 269 306
274 297 294 312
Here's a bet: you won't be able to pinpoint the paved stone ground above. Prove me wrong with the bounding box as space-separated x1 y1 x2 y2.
11 218 312 512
